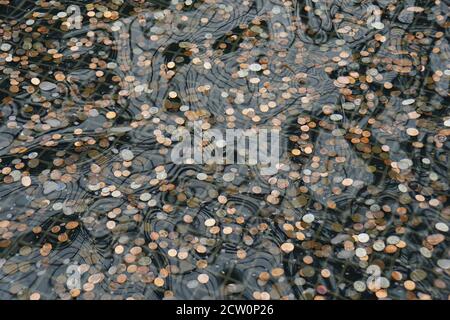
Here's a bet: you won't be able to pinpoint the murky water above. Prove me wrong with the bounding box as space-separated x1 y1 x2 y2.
0 0 449 300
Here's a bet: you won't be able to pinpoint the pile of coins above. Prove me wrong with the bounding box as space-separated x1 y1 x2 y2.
0 0 448 300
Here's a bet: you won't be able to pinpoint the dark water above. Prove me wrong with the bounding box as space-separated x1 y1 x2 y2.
0 0 449 300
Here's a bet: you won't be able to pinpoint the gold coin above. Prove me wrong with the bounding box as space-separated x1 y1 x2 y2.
280 242 295 253
404 280 416 291
154 277 164 287
197 274 209 284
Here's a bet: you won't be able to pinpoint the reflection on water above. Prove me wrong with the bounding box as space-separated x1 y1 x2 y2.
0 0 449 300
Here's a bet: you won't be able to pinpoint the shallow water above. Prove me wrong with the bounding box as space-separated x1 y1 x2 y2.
0 0 449 300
